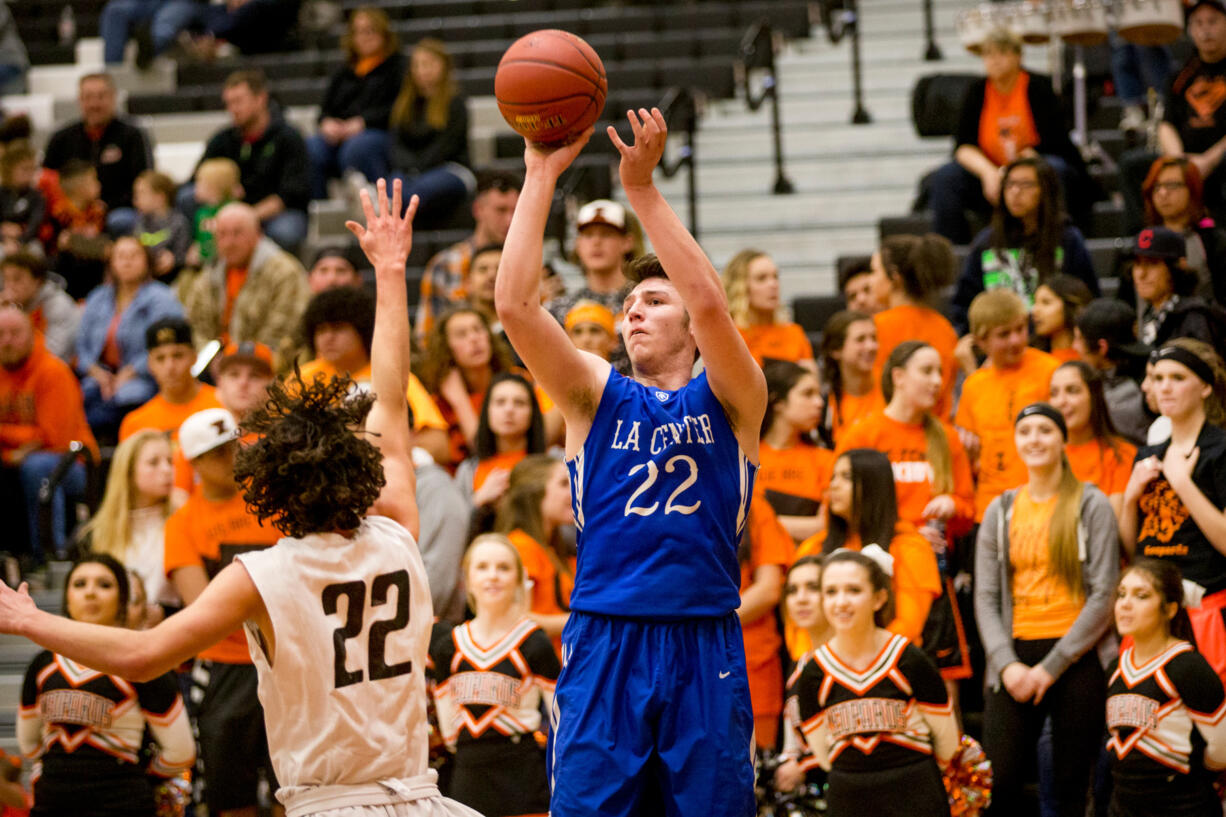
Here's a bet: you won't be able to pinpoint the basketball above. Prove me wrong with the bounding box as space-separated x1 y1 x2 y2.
495 29 608 146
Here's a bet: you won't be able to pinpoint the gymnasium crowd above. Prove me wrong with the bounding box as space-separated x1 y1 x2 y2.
5 2 1226 816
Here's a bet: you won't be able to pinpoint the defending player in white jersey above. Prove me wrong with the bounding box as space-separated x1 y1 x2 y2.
0 179 482 817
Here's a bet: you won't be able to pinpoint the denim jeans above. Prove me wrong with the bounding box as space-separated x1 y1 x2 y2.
81 373 157 440
1110 32 1172 107
306 128 391 200
19 452 87 561
389 164 472 226
100 0 203 64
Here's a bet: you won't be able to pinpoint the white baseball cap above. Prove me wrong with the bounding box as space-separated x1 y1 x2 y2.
179 408 240 460
576 199 627 232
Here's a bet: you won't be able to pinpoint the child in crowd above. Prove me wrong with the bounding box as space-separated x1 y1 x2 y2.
0 141 45 258
48 159 109 300
186 157 241 270
132 170 191 281
0 251 78 362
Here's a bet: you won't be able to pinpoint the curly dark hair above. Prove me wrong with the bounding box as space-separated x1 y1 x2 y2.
234 371 385 537
300 285 376 358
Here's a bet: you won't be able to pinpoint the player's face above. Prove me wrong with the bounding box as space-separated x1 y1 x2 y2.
622 278 693 367
216 362 273 419
487 380 533 439
575 224 632 276
1014 415 1064 470
779 373 823 434
1030 285 1066 339
191 441 237 488
836 319 878 374
821 561 885 635
314 322 367 369
745 254 780 314
445 312 492 370
891 346 942 413
66 562 122 626
843 272 883 315
1132 258 1174 307
132 436 175 506
147 344 195 392
979 316 1029 369
467 540 520 613
1049 367 1091 437
1150 359 1213 420
308 257 360 294
541 462 574 528
826 456 853 520
567 321 614 359
785 563 826 632
1114 570 1174 640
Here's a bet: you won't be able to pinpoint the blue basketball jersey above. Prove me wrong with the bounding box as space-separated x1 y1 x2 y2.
565 368 755 618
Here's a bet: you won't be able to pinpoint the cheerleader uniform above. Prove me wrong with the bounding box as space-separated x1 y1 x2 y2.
1106 641 1226 817
17 652 194 817
430 618 560 817
796 633 958 817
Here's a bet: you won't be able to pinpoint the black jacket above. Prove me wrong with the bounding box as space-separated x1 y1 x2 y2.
389 95 469 176
199 117 311 212
319 53 405 131
954 73 1086 175
43 118 153 211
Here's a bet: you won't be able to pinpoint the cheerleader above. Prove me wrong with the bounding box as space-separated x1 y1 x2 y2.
796 548 959 817
1107 558 1226 817
430 534 559 817
775 555 831 793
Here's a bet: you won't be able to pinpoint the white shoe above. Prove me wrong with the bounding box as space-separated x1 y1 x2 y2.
1120 105 1146 133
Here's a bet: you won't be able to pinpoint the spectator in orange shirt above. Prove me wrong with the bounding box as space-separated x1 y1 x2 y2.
454 372 546 537
816 310 882 447
1050 361 1137 518
956 289 1061 522
1031 275 1092 363
796 449 941 651
869 234 958 419
722 248 815 371
496 454 575 652
759 360 833 542
212 341 273 425
737 494 794 750
0 304 97 562
418 305 516 471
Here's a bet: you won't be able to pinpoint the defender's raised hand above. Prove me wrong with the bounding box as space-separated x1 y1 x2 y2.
345 178 420 273
608 107 667 190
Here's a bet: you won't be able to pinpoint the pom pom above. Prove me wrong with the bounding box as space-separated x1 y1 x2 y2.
944 734 993 817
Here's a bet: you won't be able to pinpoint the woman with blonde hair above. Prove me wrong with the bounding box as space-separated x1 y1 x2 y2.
722 248 815 370
307 7 405 199
430 533 559 816
974 402 1119 817
78 429 178 624
387 37 472 223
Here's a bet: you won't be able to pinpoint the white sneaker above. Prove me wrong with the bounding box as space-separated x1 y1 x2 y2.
1120 105 1146 133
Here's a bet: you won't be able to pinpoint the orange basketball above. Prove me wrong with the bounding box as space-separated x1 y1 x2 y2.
495 29 608 146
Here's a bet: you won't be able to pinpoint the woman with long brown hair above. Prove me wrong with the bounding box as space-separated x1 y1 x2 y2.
387 38 472 223
817 310 882 447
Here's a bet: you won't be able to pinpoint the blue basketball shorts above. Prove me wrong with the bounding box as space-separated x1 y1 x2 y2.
547 611 756 817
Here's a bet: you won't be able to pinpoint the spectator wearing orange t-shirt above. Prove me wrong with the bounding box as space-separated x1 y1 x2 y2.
418 306 517 471
737 494 794 749
162 407 281 817
455 373 546 537
817 310 882 448
497 455 575 653
956 290 1061 522
722 249 815 371
1031 276 1092 363
870 235 959 420
760 361 834 542
1050 361 1138 518
794 450 941 656
928 27 1087 245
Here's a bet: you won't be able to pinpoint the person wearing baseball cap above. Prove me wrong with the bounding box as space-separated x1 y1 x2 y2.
119 318 221 445
545 199 639 333
1128 227 1221 347
213 340 274 424
163 405 282 816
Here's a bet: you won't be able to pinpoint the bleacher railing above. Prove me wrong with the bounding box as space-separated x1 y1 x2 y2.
740 20 795 196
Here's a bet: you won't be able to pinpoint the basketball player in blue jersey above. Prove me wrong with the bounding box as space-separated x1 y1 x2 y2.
496 108 767 817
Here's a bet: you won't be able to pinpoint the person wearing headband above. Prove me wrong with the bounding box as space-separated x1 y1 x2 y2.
1106 558 1226 817
974 401 1120 817
1121 338 1226 683
793 547 959 817
795 448 941 657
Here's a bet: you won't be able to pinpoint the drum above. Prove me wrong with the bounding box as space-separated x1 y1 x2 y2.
1116 0 1184 46
1016 2 1051 44
956 3 1020 54
1051 0 1110 46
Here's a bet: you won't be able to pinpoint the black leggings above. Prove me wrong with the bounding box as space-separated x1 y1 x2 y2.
982 639 1105 817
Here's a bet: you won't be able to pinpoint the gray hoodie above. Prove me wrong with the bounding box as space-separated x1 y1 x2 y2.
28 276 80 363
974 483 1120 691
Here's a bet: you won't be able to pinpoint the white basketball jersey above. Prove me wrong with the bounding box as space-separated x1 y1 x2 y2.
236 516 432 794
